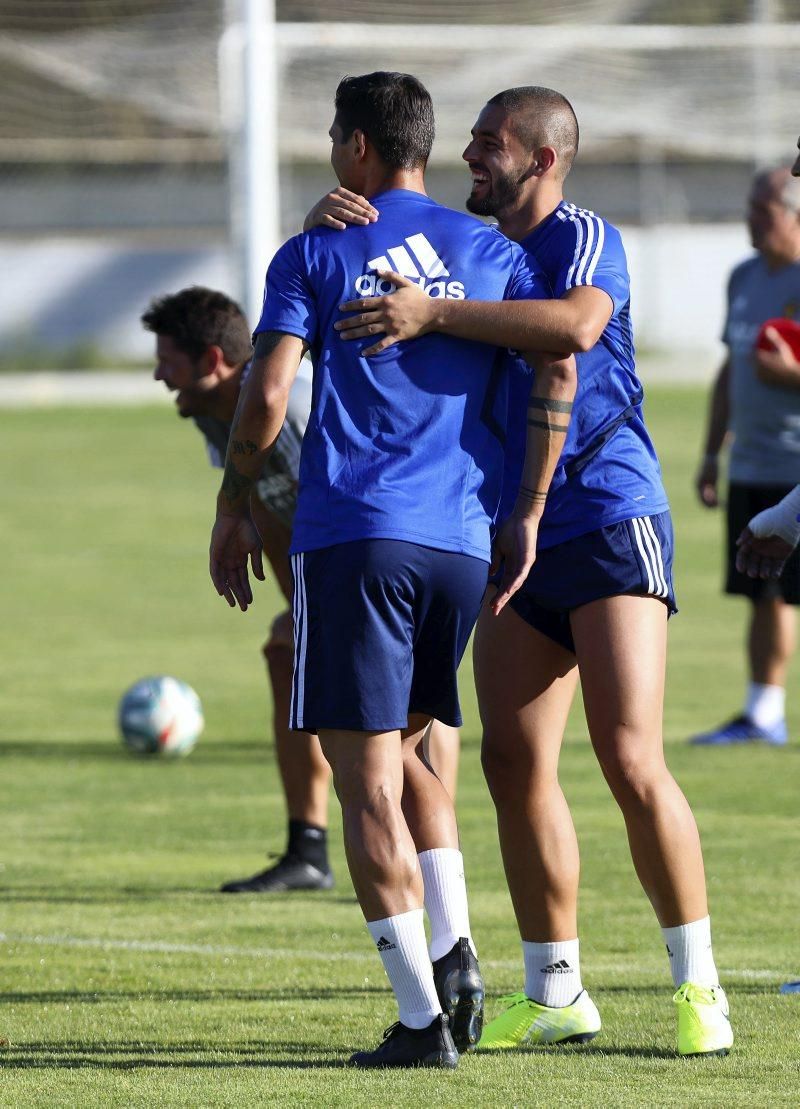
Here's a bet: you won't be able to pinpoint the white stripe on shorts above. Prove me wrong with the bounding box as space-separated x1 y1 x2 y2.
631 516 667 599
290 553 308 728
641 515 669 597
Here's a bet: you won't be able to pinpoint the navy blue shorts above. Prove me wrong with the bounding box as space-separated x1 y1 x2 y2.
507 512 677 654
289 539 487 732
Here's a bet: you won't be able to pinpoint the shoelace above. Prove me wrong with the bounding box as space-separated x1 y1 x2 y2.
496 991 529 1008
673 983 720 1005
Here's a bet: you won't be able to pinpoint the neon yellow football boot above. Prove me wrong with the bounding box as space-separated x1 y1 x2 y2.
674 982 733 1056
476 989 601 1050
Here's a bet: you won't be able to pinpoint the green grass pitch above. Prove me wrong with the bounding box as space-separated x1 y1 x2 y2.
2 389 799 1106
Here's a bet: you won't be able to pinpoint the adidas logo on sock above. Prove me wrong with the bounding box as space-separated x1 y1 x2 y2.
376 936 397 951
541 959 572 974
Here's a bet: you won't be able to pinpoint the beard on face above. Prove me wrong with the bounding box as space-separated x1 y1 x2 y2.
466 165 526 217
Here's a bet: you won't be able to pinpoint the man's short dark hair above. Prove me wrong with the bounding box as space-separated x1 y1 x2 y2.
488 86 579 179
334 71 434 170
141 286 252 365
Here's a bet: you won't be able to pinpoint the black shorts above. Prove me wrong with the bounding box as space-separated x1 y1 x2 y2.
726 482 800 603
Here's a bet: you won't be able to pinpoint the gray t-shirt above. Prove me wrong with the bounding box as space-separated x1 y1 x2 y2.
195 360 312 527
723 254 800 485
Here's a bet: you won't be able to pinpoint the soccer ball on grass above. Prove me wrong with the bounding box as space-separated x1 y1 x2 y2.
118 676 203 757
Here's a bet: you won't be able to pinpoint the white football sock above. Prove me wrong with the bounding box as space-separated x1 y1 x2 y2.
418 848 476 962
662 915 719 988
523 939 583 1008
366 908 442 1029
745 682 786 730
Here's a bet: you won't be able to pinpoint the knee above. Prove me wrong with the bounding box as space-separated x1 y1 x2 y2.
596 735 664 808
481 733 533 800
262 609 294 667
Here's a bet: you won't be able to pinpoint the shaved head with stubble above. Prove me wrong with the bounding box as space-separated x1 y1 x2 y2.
464 86 579 221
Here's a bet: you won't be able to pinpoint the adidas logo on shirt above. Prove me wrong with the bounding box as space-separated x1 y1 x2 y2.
355 233 466 300
376 936 397 951
541 959 572 974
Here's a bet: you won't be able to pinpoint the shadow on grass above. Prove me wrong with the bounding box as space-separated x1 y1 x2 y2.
475 1044 681 1060
0 1039 351 1070
1 986 389 1005
0 740 268 762
0 1039 714 1069
2 888 356 904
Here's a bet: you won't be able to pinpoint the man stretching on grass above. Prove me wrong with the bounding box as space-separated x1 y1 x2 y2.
208 71 575 1067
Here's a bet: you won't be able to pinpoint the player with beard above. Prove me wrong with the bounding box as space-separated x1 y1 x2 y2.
313 86 733 1057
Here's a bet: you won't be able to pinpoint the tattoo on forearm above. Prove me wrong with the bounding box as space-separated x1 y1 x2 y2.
527 395 572 433
517 486 547 503
528 397 574 413
231 438 258 456
253 330 287 358
527 417 569 433
220 459 254 503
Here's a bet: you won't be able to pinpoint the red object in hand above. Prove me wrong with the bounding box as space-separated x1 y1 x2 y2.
755 317 800 359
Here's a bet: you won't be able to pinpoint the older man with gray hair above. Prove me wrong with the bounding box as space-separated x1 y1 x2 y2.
693 166 800 746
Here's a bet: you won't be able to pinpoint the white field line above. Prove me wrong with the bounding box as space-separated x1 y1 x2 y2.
0 932 783 981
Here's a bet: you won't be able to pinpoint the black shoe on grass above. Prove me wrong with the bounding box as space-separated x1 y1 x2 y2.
349 1013 458 1069
432 937 485 1052
219 853 334 893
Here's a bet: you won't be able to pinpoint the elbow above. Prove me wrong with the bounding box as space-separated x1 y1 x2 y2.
260 380 291 415
540 352 578 394
571 322 601 354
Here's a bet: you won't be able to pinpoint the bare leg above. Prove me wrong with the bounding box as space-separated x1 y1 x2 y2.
474 602 580 941
319 728 421 920
250 498 333 829
572 595 708 927
263 610 331 826
748 597 796 686
423 720 460 801
402 714 459 851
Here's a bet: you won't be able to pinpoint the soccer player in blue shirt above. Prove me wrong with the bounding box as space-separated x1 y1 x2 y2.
208 72 575 1068
328 86 732 1057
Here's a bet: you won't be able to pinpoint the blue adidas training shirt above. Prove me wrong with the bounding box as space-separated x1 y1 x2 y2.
501 200 669 548
255 188 550 561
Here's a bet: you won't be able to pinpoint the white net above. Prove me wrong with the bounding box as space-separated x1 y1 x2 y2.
0 1 798 360
0 1 798 165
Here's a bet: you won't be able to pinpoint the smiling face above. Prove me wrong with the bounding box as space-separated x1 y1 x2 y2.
153 334 218 418
462 103 533 219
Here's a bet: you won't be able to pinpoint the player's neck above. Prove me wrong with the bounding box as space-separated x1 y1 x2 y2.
361 168 427 200
496 183 563 243
761 241 800 271
209 367 244 423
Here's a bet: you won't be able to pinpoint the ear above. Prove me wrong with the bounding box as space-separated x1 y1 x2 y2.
202 344 226 381
352 128 368 162
532 145 558 177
